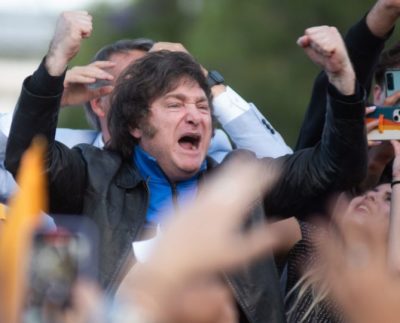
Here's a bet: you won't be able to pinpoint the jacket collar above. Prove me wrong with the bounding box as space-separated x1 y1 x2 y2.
115 160 143 189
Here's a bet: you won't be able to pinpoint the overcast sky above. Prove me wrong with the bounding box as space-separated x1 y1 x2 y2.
0 0 127 14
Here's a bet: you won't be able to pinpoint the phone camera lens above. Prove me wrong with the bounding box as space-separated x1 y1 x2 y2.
387 73 395 91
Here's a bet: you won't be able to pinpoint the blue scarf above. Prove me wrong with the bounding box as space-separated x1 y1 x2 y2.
134 146 207 224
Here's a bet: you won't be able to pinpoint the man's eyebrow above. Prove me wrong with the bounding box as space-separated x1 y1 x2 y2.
164 93 208 103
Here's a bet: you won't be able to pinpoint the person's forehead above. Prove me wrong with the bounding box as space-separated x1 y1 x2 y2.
162 79 207 101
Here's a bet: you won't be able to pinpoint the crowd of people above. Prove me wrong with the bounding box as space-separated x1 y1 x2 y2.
2 0 400 322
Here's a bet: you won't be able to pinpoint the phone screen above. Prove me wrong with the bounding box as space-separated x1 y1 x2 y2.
385 69 400 97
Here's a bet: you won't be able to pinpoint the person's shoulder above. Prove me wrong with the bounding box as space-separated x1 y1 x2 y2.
75 144 130 179
74 143 121 164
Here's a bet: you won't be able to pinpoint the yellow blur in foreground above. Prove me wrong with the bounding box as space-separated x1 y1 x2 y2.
0 204 6 221
0 138 47 323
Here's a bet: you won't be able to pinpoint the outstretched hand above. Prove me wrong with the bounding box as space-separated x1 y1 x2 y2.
45 11 93 76
61 61 115 107
150 157 281 279
116 157 281 322
298 26 355 95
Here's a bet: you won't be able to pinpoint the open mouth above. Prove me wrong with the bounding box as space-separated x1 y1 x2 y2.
356 205 369 213
178 133 201 151
354 202 372 216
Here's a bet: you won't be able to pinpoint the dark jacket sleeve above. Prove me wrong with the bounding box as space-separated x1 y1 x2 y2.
295 14 389 150
264 82 367 218
5 59 87 215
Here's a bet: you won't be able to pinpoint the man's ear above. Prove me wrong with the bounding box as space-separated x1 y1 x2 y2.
130 127 142 139
90 97 107 118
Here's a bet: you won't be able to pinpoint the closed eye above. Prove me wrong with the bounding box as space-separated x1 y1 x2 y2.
198 104 210 111
166 101 183 109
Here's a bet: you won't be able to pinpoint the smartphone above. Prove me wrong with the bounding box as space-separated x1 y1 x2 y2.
25 216 99 321
385 69 400 97
366 106 400 140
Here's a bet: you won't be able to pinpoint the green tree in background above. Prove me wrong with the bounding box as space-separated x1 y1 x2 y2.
60 0 398 147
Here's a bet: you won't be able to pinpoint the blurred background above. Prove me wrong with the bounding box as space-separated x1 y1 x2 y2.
1 0 398 147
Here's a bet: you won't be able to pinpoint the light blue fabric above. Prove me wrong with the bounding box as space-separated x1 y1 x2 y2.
54 128 99 148
134 145 206 224
207 129 232 163
223 104 293 158
0 131 17 202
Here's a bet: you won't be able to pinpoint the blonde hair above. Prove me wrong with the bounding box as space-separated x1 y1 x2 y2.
285 266 330 323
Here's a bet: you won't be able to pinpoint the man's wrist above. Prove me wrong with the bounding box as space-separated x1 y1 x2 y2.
44 52 68 76
28 57 66 97
327 70 356 96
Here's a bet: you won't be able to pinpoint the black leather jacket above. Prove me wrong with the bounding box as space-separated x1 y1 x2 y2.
5 61 367 323
296 15 388 150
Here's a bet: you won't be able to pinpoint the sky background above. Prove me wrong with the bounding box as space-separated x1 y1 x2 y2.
0 0 105 13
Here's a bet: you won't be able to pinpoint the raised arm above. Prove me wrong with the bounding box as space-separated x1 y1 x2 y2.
5 11 92 214
295 0 400 150
208 78 292 158
265 26 367 217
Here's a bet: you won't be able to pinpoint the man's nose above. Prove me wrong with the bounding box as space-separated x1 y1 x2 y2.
364 191 377 201
185 104 201 125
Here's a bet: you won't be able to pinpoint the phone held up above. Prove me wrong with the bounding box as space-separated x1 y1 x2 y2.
25 216 99 322
366 70 400 140
366 106 400 140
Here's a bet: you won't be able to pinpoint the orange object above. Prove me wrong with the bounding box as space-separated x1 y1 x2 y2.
0 204 6 221
0 137 47 323
379 114 384 133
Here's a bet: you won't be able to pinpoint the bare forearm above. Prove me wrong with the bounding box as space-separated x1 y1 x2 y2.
366 1 400 38
328 66 356 96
